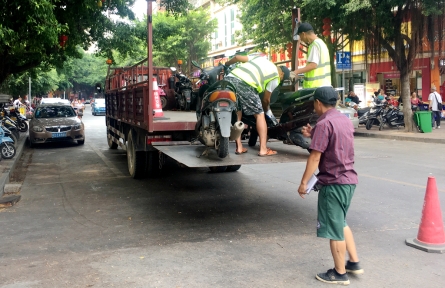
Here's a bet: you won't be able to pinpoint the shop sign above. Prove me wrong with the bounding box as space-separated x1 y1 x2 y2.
383 72 400 78
214 57 228 66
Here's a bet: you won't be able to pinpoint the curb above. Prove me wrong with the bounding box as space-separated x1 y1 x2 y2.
0 133 27 197
354 131 445 144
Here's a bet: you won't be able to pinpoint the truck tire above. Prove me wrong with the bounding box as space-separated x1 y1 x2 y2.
216 134 229 158
248 128 258 147
127 131 146 179
226 165 241 172
209 166 227 173
107 132 118 149
146 151 161 177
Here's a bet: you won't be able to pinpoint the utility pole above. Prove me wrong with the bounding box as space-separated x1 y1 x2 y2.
28 77 32 104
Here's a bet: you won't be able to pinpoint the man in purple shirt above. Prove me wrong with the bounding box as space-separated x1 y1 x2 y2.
298 87 363 285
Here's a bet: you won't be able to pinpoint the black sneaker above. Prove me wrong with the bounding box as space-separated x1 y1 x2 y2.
315 269 350 285
345 260 364 274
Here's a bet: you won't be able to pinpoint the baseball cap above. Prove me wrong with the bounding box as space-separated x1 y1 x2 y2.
278 66 290 83
297 23 314 34
313 87 338 105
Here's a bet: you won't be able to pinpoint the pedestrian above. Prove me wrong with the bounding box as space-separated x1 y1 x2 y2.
428 85 442 129
410 91 422 112
223 54 291 156
346 91 360 105
298 86 363 285
13 96 22 109
292 22 331 88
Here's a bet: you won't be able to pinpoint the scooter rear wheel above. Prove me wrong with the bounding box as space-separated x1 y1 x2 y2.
216 132 229 158
248 128 258 147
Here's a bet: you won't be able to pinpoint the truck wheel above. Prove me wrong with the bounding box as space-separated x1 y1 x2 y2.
365 119 373 130
209 166 227 173
226 165 241 172
107 132 118 149
127 131 146 179
248 128 258 147
146 151 161 177
216 132 229 158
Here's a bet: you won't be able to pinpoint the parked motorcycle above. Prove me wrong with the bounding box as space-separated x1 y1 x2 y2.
379 103 405 130
0 126 16 159
365 104 385 130
6 108 28 132
0 116 20 140
170 68 193 111
192 61 240 159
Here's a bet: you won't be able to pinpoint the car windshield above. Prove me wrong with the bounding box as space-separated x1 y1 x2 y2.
35 106 76 118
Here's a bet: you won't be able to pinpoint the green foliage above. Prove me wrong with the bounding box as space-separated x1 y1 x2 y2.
149 9 217 73
0 0 195 86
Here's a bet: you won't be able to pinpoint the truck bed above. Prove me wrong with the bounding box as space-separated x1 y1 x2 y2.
152 111 197 131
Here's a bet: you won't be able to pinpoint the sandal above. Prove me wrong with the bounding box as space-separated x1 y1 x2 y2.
258 148 277 157
235 148 248 155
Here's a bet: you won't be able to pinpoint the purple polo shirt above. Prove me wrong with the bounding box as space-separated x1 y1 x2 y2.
310 108 358 185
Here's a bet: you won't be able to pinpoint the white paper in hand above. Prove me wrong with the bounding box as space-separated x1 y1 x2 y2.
305 174 318 194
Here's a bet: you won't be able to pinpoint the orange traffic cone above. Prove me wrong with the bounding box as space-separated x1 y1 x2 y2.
406 176 445 253
152 77 164 118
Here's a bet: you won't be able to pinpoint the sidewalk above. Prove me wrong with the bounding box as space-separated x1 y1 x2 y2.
354 123 445 144
0 132 27 201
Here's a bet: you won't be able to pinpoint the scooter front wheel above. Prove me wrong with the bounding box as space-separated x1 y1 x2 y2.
365 119 373 130
18 121 28 132
1 143 16 159
248 128 258 147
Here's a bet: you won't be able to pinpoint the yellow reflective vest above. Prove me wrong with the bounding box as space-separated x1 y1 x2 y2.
303 38 331 89
230 57 279 93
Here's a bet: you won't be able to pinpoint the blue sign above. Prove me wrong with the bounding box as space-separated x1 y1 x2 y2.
336 52 352 70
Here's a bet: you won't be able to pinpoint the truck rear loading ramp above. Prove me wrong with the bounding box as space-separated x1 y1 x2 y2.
153 141 309 168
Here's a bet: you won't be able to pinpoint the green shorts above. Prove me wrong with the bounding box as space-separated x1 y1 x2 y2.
317 184 356 241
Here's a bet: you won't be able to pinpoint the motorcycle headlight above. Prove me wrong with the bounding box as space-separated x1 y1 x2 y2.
370 108 375 113
73 124 81 130
32 126 44 132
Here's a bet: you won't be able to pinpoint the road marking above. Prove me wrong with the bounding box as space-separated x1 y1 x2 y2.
88 143 126 177
361 173 445 193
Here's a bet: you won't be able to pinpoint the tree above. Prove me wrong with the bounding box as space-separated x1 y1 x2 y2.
147 9 217 74
219 0 353 87
0 0 197 87
342 0 445 132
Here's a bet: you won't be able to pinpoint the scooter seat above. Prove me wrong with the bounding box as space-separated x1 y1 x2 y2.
279 88 317 105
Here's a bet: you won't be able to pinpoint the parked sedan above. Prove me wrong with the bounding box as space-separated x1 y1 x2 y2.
28 104 85 147
336 104 359 129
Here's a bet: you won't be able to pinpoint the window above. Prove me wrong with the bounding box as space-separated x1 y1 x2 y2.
230 9 235 46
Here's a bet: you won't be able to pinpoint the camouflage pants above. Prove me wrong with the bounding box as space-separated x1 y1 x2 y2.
225 76 264 116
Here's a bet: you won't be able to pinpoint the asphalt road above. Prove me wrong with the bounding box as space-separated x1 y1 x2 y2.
1 106 445 287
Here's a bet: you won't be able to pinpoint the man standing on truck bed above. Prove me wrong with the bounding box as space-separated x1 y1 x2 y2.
293 22 331 88
224 54 290 156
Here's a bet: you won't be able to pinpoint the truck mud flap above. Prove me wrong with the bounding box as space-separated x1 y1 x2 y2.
152 141 309 168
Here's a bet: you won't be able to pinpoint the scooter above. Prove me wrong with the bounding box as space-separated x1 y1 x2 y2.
379 103 405 130
170 68 193 111
6 108 28 132
365 103 385 130
242 88 317 149
0 126 16 159
192 61 241 159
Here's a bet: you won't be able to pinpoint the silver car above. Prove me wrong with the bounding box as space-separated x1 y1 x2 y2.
28 104 85 147
336 104 359 129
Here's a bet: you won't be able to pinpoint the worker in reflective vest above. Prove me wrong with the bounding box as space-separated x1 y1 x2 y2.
293 22 331 89
224 55 290 156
